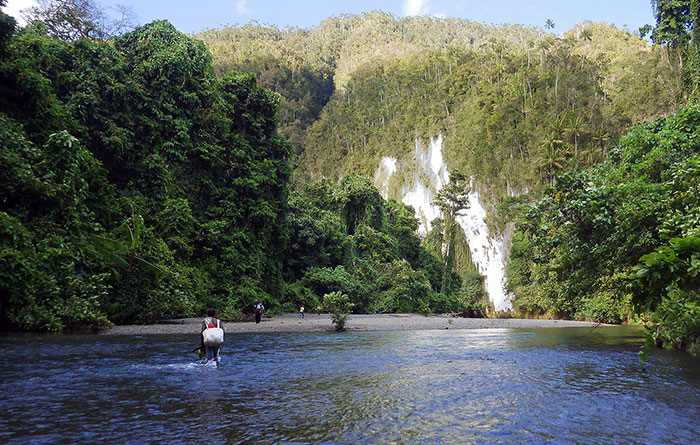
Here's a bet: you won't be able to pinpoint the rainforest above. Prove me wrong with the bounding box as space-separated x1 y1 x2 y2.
0 0 698 353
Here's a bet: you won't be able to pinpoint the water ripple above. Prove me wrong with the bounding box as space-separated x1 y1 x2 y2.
0 327 698 443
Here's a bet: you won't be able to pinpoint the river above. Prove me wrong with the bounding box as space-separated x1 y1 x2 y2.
1 327 698 443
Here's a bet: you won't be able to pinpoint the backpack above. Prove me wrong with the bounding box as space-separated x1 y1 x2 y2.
203 319 224 347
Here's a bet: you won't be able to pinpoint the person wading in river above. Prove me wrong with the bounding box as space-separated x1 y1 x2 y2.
201 308 224 363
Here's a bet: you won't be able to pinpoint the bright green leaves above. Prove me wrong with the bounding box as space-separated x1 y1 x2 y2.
0 19 294 330
651 0 696 48
643 289 700 355
320 291 353 331
631 236 700 311
285 176 465 315
510 104 700 349
90 210 170 279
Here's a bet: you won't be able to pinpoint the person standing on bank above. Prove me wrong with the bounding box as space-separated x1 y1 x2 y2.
201 308 224 363
254 301 265 324
299 305 305 319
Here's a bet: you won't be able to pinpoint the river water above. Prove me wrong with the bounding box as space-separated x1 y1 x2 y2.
1 327 698 443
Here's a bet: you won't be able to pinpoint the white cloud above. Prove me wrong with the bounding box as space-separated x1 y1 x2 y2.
3 0 40 26
237 0 251 15
403 0 433 17
403 0 439 17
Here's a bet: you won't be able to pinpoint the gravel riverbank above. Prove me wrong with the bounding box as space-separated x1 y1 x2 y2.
101 313 612 335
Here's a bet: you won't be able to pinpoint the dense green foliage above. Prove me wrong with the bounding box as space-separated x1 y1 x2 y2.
320 291 353 331
507 105 700 351
650 0 700 96
632 237 700 353
504 1 700 353
197 22 337 154
0 7 479 330
4 2 700 347
283 175 485 316
198 15 679 207
0 14 291 330
651 0 697 49
196 14 683 331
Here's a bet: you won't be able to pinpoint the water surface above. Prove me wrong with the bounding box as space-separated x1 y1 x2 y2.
1 327 698 443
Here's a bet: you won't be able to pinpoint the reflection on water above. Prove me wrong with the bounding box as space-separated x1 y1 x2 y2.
0 327 698 443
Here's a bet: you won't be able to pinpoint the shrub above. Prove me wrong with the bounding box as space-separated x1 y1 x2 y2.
321 291 353 331
646 289 699 354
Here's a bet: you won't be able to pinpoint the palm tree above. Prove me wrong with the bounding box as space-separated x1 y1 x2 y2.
579 28 593 41
489 37 507 65
537 37 553 71
91 211 170 278
566 116 587 161
592 128 610 157
540 131 565 187
526 38 535 67
548 116 566 137
545 19 555 30
580 144 598 166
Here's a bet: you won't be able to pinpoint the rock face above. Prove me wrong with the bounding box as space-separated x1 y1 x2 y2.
374 156 397 198
375 134 512 311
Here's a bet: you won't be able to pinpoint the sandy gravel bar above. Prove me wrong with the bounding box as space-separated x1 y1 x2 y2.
101 313 612 335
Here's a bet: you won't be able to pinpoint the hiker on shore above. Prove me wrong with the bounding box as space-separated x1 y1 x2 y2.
299 305 305 319
254 301 265 324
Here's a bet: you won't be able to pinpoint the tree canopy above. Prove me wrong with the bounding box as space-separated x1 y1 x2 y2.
0 16 291 329
21 0 136 41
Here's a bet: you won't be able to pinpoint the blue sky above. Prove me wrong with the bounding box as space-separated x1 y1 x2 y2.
5 0 656 35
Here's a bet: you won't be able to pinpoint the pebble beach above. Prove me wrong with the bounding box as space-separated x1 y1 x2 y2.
101 313 612 335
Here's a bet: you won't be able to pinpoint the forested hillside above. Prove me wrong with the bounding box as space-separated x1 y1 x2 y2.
198 13 679 204
0 11 292 329
1 1 698 353
506 105 700 351
0 3 469 331
505 3 700 353
197 8 698 352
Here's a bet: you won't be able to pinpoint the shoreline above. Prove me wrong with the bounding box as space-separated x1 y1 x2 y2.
100 313 615 335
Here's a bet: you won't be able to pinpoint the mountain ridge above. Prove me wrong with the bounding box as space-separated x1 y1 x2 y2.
196 13 678 209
